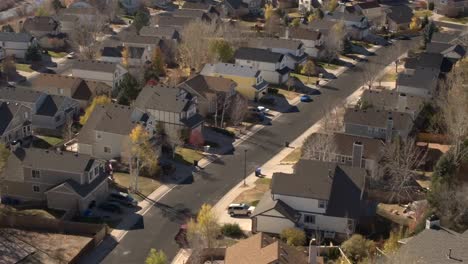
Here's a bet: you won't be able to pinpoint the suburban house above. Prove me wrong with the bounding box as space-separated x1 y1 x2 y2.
283 27 324 58
224 233 310 264
152 15 195 30
359 89 426 119
181 0 221 17
246 38 307 70
133 85 204 141
201 63 268 101
397 53 443 98
0 102 32 145
170 8 215 23
222 0 250 17
251 159 367 241
71 60 128 91
386 5 413 32
0 32 35 59
179 74 238 116
0 87 80 134
57 14 79 34
434 0 468 17
234 47 290 85
100 46 150 67
1 146 108 214
31 74 112 109
139 26 180 41
353 1 384 23
393 218 468 263
431 32 460 44
426 42 466 61
326 10 370 39
59 4 99 23
119 0 141 14
22 16 60 38
306 132 384 173
77 104 139 161
343 108 414 142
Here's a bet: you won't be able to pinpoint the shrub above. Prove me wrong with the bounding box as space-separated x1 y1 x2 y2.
428 2 434 10
221 223 244 238
259 97 276 106
341 234 376 263
268 87 279 94
280 228 306 246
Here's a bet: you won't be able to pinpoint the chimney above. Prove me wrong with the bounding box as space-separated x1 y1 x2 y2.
397 93 407 112
352 141 363 168
385 115 393 143
425 215 440 230
308 238 318 264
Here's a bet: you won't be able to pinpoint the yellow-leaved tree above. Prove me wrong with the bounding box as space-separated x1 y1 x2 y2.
187 203 221 256
129 124 158 192
121 46 130 68
145 249 167 264
410 16 421 31
79 95 111 125
264 4 274 20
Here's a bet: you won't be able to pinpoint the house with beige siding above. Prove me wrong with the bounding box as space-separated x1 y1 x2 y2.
71 60 128 91
251 160 367 241
1 146 108 213
0 102 32 145
0 32 36 59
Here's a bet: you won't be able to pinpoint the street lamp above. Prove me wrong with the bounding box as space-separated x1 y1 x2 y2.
243 149 247 186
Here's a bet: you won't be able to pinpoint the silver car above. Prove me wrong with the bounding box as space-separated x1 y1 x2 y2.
228 203 255 217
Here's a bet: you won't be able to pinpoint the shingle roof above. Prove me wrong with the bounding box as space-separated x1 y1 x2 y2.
247 38 303 51
201 63 260 78
251 191 298 222
182 1 215 10
224 233 308 264
225 0 243 9
47 173 107 198
387 5 413 24
77 103 136 144
327 11 367 23
431 32 459 44
0 87 42 104
344 108 414 130
73 60 120 73
154 15 195 28
426 43 466 57
288 28 322 41
172 9 208 19
180 74 236 99
271 160 366 218
120 34 162 46
22 16 59 33
394 228 468 263
360 89 426 113
404 52 444 70
0 102 29 136
397 68 439 90
0 32 33 42
135 85 193 113
35 95 62 117
139 26 179 39
234 47 284 63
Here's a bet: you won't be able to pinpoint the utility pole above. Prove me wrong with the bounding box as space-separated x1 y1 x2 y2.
243 149 247 186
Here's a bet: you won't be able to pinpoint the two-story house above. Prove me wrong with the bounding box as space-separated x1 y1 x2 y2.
100 46 150 67
22 16 60 38
178 74 237 117
139 26 180 42
222 0 250 17
0 87 80 134
71 60 128 92
283 28 324 58
246 38 307 70
201 63 269 101
343 108 414 142
119 0 141 14
31 74 112 109
0 32 35 59
0 102 32 145
426 42 466 62
252 159 367 241
234 47 290 85
386 5 413 32
133 85 204 142
434 0 468 17
306 132 385 174
360 90 427 119
77 103 139 162
326 10 370 39
1 145 108 213
353 1 384 24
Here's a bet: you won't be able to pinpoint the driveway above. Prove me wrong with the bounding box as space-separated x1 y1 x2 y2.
86 38 421 264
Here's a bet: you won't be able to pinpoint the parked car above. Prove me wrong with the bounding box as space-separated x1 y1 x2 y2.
228 203 255 217
300 94 312 102
67 52 76 59
109 192 137 207
98 202 122 214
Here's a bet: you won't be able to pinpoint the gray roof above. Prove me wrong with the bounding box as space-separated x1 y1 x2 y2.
225 0 244 9
0 102 29 136
360 89 426 113
35 95 63 117
431 32 459 44
0 32 33 43
344 108 414 130
247 38 303 51
404 52 444 70
172 9 208 19
139 26 179 39
182 1 216 10
355 1 380 9
308 19 339 34
271 160 366 218
426 43 465 57
120 34 162 46
288 28 322 41
387 5 413 24
201 63 260 78
135 85 193 113
397 68 439 91
49 173 108 198
234 47 284 63
327 11 367 23
252 190 298 222
154 15 195 28
73 60 120 73
77 103 136 144
393 228 468 263
22 16 58 33
0 87 42 104
8 148 95 175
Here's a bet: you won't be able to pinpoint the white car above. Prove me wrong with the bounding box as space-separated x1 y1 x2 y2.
228 203 255 217
257 106 270 113
67 52 76 59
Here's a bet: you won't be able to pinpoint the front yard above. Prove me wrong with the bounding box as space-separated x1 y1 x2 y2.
174 147 204 165
317 61 340 71
0 205 64 219
32 135 63 149
48 51 67 58
440 16 468 24
414 9 433 18
379 71 398 82
290 73 318 85
281 148 302 164
113 172 161 201
233 178 272 206
15 63 33 73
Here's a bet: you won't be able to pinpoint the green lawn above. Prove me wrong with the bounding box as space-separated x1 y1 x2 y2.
174 147 204 165
440 16 468 24
414 9 433 18
281 148 302 164
351 40 374 49
36 136 63 146
0 206 64 219
290 73 318 84
15 63 33 73
317 61 340 71
48 51 67 58
113 172 161 201
379 71 398 82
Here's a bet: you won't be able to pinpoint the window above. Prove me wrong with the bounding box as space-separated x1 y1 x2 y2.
32 170 40 179
32 185 40 192
104 146 111 153
341 156 346 163
58 88 64 95
318 200 327 209
304 214 316 224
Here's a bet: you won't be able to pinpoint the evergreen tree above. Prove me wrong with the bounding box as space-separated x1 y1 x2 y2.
117 74 140 105
133 10 150 31
25 45 41 62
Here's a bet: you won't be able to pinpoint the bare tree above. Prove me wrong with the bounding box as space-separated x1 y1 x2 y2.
377 137 427 203
302 133 338 162
361 61 381 89
214 92 232 128
320 105 345 133
430 184 468 231
229 93 248 126
70 17 105 60
322 21 346 62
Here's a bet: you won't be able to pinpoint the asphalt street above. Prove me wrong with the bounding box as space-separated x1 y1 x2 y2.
100 38 420 263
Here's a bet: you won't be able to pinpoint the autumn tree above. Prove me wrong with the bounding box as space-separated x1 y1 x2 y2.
409 15 421 31
302 59 316 82
2 56 16 78
122 46 130 68
342 234 376 263
228 93 248 126
280 228 306 246
291 18 301 27
145 47 165 82
325 0 338 12
79 95 111 125
70 16 105 59
178 21 218 71
264 4 274 20
0 143 10 177
209 39 234 63
361 60 381 90
187 204 221 255
62 116 74 142
145 249 167 264
323 21 346 62
129 124 158 191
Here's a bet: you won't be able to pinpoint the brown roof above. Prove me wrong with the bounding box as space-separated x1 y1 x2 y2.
360 89 426 113
344 108 414 130
225 233 308 264
289 28 322 40
179 74 237 99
